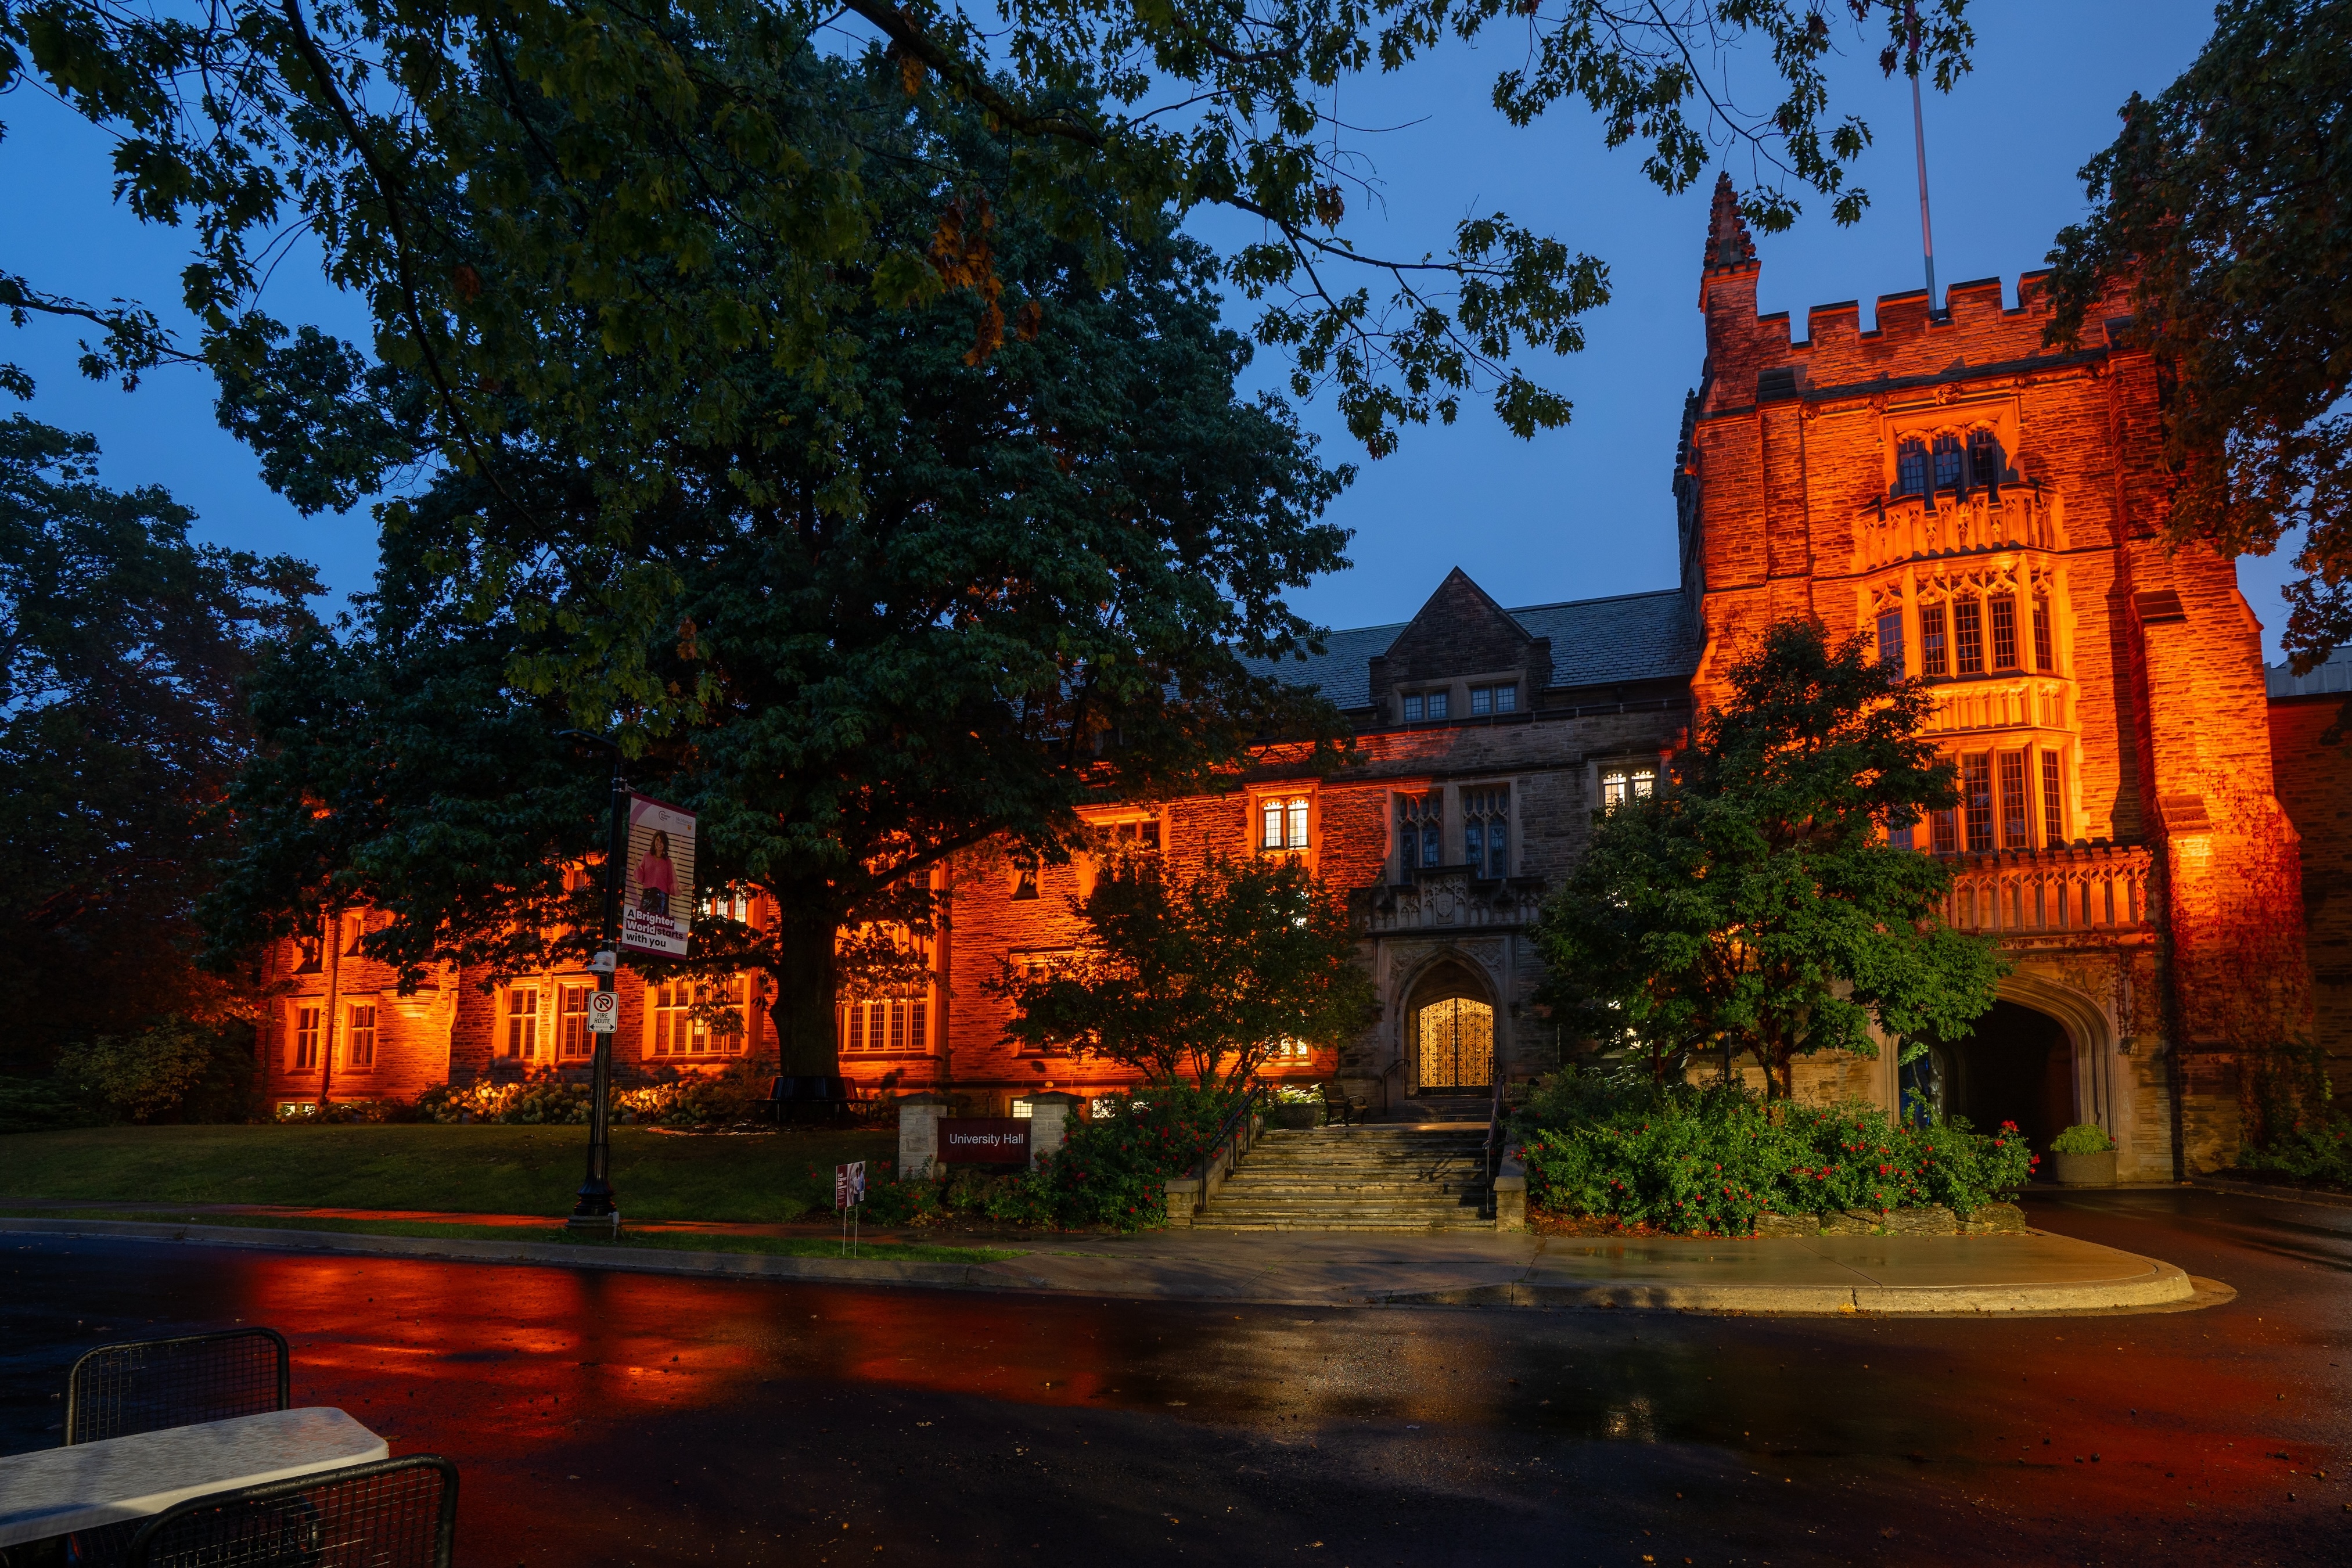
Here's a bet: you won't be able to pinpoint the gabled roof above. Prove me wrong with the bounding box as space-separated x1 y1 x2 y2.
1248 587 1700 710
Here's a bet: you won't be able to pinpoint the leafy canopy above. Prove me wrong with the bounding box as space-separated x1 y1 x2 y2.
995 851 1376 1091
0 1 1975 728
2045 0 2352 667
202 67 1355 1075
0 412 317 1063
1533 619 2002 1098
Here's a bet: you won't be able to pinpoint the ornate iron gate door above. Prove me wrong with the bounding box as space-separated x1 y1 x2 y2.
1414 997 1494 1089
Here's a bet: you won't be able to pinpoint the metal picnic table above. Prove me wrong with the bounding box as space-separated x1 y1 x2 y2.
0 1406 386 1552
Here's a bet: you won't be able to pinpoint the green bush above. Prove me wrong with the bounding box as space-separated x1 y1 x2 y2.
53 1018 252 1123
0 1074 106 1134
1517 1077 2037 1235
2238 1116 2351 1189
2049 1122 2117 1155
868 1084 1243 1231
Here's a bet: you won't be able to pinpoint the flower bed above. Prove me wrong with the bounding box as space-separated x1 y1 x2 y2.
865 1083 1242 1232
1517 1080 2035 1236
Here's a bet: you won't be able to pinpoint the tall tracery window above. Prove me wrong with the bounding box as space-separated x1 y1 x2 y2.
1990 595 2020 671
1875 609 1905 670
1919 601 1949 677
2032 595 2055 672
1968 429 2005 488
1953 598 1985 675
1962 754 1995 853
2040 751 2066 845
1999 751 2031 848
1932 432 1965 490
1462 786 1511 879
1396 792 1443 874
1894 437 1929 496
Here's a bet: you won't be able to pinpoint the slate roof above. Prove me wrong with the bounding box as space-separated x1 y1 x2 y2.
1249 587 1700 710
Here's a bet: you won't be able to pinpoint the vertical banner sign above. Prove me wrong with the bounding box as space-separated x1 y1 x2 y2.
619 794 696 958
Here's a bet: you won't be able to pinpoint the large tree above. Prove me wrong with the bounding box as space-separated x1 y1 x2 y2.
1533 620 2003 1099
205 66 1355 1073
0 411 317 1064
2045 0 2352 667
994 853 1376 1091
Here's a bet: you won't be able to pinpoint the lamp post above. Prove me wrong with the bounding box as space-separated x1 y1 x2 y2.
560 731 625 1227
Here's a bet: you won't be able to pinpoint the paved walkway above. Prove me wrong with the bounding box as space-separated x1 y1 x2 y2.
0 1200 2222 1315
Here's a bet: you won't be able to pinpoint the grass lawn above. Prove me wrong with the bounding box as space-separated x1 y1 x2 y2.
0 1125 897 1223
0 1206 1014 1264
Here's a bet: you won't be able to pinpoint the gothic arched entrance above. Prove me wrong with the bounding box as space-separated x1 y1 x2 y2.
1406 962 1494 1092
1905 1001 2076 1163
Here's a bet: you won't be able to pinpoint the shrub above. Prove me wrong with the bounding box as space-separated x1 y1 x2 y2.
54 1018 252 1123
2238 1116 2351 1189
0 1074 106 1134
275 1098 412 1124
1518 1078 2037 1235
875 1083 1242 1231
416 1075 592 1125
616 1062 771 1128
2049 1122 2117 1155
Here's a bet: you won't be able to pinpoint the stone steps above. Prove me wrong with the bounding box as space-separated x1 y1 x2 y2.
1192 1120 1498 1232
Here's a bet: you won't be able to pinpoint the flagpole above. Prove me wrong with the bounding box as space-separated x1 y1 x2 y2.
1907 0 1939 314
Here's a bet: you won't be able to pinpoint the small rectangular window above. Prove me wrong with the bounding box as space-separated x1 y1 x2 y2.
293 1006 321 1070
1920 602 1948 677
2040 751 2066 845
1470 686 1490 717
889 1000 907 1053
1931 807 1957 855
1963 754 1994 851
346 1004 376 1069
909 997 929 1052
1933 433 1964 490
504 988 539 1059
1261 799 1285 850
1954 598 1984 675
1990 596 2019 671
1285 797 1310 850
1876 610 1905 671
2033 596 2054 671
1402 693 1423 722
1491 685 1516 713
1999 751 2031 847
1425 691 1449 720
845 1001 866 1053
1888 823 1915 853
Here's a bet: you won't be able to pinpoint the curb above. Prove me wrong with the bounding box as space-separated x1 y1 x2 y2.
0 1217 2223 1316
0 1217 997 1289
2190 1175 2352 1212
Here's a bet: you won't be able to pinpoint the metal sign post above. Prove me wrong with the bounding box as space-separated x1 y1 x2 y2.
564 745 628 1231
836 1161 866 1257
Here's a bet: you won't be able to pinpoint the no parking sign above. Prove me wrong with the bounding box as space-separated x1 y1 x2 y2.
587 991 618 1033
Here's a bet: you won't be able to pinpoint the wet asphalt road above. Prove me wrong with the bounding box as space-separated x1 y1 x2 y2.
2 1188 2347 1567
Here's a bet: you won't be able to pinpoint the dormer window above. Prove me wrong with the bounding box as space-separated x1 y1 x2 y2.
1402 690 1450 722
1469 684 1516 716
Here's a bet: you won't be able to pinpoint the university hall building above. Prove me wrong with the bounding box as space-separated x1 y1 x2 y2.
256 178 2347 1180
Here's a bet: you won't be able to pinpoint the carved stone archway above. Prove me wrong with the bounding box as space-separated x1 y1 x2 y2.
1402 954 1497 1092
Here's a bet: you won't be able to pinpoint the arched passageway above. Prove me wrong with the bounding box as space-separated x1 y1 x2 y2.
1900 1000 2076 1160
1406 962 1494 1091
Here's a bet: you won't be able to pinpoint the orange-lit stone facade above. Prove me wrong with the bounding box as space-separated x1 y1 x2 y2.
256 185 2339 1176
1682 178 2315 1175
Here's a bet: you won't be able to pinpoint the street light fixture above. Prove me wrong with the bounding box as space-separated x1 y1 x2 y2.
558 729 625 1228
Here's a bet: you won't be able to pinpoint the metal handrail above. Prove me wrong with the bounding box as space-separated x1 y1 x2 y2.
1195 1084 1265 1185
1481 1072 1507 1219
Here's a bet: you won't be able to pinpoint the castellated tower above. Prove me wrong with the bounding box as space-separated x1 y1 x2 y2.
1677 174 2313 1175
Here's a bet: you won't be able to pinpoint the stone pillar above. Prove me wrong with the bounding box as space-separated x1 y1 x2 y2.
896 1092 948 1181
1023 1091 1085 1172
1491 1150 1528 1231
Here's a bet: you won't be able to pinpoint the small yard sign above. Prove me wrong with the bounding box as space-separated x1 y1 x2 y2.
835 1160 866 1210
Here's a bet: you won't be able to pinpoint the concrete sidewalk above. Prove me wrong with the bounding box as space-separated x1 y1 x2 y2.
0 1203 2223 1315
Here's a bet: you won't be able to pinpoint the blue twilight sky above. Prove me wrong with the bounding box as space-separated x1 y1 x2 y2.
0 2 2306 661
